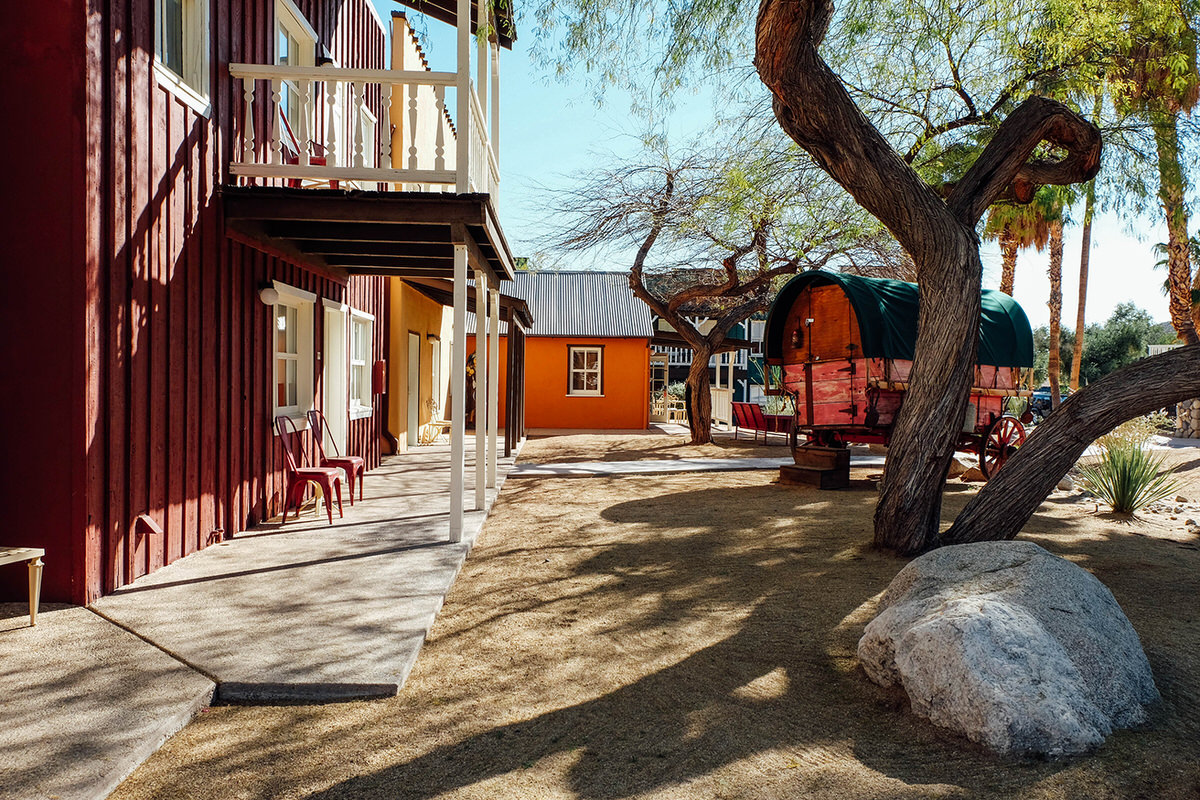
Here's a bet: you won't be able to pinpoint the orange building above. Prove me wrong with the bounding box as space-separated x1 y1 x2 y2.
469 271 654 430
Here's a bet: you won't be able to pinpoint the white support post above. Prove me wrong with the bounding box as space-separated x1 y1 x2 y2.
474 270 488 510
490 40 500 169
487 285 500 487
450 244 468 542
455 0 471 193
476 0 489 124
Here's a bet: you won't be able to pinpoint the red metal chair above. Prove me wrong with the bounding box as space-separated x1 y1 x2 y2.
275 415 343 524
307 409 365 504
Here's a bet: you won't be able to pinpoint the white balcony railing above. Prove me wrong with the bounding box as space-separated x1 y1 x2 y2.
229 63 498 197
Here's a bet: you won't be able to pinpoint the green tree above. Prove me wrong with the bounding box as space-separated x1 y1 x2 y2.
1045 0 1200 343
1080 302 1174 382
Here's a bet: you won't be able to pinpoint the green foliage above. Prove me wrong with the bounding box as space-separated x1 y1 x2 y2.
762 394 794 415
667 381 687 398
1032 303 1173 386
1078 419 1179 513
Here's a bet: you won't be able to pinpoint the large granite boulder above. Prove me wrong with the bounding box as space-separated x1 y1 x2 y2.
858 541 1159 757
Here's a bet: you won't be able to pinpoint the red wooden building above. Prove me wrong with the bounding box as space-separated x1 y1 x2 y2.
2 0 516 604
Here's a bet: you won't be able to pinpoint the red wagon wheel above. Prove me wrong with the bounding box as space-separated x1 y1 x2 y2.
979 415 1026 479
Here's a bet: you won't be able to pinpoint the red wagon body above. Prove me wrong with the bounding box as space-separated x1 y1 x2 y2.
764 272 1035 478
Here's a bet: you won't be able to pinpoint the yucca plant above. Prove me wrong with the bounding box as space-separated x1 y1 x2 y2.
1077 437 1179 514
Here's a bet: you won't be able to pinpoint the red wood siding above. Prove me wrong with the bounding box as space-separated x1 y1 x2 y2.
1 0 388 605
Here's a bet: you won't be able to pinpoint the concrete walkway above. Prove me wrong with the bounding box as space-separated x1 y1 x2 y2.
0 445 511 800
0 603 214 800
93 446 512 703
510 448 887 478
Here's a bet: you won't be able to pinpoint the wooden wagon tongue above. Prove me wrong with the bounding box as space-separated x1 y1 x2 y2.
763 270 1036 488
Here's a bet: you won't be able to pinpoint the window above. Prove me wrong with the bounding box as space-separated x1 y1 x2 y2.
154 0 210 108
568 346 603 396
277 0 317 138
272 282 316 423
350 311 374 419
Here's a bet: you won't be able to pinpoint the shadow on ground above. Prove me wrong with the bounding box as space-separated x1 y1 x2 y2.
113 470 1200 800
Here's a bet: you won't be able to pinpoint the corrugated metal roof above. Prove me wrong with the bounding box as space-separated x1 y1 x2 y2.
469 271 653 338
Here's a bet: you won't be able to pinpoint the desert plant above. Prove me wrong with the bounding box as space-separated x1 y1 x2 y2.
1078 425 1179 514
1095 412 1171 451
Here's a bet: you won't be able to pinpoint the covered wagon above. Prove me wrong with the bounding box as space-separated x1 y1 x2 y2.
763 270 1034 485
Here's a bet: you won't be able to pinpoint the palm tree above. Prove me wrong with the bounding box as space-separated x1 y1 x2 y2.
984 198 1053 296
1070 177 1095 392
1108 0 1200 344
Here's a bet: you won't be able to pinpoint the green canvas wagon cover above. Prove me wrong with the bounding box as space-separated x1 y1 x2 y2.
764 270 1035 368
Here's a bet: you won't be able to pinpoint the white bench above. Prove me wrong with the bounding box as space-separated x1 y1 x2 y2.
0 547 45 626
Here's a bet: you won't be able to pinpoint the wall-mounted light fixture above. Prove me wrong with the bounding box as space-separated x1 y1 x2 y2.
259 285 280 306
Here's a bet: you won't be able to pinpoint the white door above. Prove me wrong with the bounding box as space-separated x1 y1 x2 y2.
407 332 420 448
323 307 348 453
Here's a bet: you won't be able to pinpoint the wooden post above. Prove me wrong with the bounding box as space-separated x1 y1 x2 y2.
490 40 500 169
487 284 500 487
450 244 468 541
455 0 470 192
476 0 488 127
28 556 43 626
474 270 488 509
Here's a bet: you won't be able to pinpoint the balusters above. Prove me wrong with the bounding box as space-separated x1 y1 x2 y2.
434 86 446 173
297 79 310 167
270 78 283 165
381 82 393 170
242 78 256 166
352 82 365 169
407 83 419 171
325 79 338 167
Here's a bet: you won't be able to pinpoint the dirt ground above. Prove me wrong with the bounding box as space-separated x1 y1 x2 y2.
516 431 790 463
111 439 1200 800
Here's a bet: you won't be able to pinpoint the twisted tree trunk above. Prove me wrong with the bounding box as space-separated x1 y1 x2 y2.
943 345 1200 544
756 0 1101 554
999 225 1018 296
1047 219 1064 409
685 354 715 444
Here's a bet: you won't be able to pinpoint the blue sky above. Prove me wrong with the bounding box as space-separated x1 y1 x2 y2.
371 1 1175 332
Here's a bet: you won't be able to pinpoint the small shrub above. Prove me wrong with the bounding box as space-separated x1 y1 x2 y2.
1095 412 1170 451
1078 437 1178 514
667 382 687 398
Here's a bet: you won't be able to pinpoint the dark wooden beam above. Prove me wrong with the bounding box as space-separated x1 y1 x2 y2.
263 221 452 243
341 265 455 277
224 191 486 226
325 254 455 268
296 240 452 258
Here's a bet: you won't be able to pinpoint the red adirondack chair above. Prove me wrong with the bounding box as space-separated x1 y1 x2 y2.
275 415 343 524
307 409 365 504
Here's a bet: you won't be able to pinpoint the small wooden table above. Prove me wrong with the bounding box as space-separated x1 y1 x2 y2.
0 547 45 626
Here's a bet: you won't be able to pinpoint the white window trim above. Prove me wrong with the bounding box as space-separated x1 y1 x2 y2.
277 0 319 46
568 346 604 397
272 282 316 431
349 309 375 420
153 0 211 116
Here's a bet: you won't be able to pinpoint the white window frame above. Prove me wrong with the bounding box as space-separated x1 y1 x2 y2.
568 346 604 397
272 281 317 429
350 309 375 420
276 0 318 143
153 0 211 116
